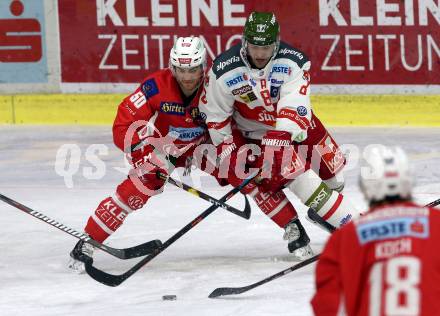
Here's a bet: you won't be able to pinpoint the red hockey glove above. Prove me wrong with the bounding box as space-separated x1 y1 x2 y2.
127 144 168 191
259 130 305 192
214 131 260 194
127 131 194 191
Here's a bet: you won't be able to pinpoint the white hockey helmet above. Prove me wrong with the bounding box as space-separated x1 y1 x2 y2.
360 145 412 203
169 36 207 70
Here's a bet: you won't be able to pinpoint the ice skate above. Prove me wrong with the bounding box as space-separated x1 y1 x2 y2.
284 218 314 261
68 240 95 274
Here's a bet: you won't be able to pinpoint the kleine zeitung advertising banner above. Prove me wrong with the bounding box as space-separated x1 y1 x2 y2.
58 0 440 89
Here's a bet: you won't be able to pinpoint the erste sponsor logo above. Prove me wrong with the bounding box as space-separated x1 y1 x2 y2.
271 64 291 74
357 216 429 244
225 74 245 87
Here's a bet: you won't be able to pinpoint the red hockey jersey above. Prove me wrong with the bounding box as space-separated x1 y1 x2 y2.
311 201 440 316
113 68 207 156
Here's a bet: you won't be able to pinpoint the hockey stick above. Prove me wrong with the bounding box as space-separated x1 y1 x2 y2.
208 197 440 298
158 172 251 220
0 193 162 259
85 171 259 287
209 254 319 298
426 198 440 208
306 208 336 234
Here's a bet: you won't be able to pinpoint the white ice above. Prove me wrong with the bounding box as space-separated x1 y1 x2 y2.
1 126 439 316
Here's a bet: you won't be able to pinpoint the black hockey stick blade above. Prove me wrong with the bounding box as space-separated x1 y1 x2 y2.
85 172 259 287
0 193 162 259
307 208 336 234
87 238 163 260
242 195 251 219
162 173 252 220
85 257 142 287
208 193 251 219
208 255 319 298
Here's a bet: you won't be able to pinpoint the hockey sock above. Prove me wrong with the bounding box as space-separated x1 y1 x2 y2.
85 178 152 242
250 187 298 228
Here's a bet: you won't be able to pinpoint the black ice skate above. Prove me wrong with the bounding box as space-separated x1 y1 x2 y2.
283 218 314 261
68 240 95 274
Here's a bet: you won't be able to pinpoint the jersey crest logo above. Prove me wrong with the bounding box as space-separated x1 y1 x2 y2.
141 78 159 99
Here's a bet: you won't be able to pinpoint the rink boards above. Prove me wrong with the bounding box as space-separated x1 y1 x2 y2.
0 94 439 126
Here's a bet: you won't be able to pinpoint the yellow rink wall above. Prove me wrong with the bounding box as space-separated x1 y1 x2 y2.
0 94 439 126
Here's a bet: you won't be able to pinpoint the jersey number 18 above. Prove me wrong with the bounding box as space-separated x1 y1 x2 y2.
369 256 421 316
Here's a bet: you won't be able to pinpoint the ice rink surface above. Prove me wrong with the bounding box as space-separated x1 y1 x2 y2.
1 126 439 316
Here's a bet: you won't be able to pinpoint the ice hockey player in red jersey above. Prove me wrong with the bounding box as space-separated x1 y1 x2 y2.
311 145 440 315
68 36 208 273
199 11 362 260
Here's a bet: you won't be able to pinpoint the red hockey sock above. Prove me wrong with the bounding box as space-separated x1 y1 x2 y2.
84 195 132 243
85 178 152 243
251 188 298 228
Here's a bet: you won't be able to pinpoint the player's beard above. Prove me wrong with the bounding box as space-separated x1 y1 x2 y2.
248 55 271 69
178 77 202 96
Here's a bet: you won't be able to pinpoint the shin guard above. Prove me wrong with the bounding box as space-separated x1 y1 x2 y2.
287 170 362 228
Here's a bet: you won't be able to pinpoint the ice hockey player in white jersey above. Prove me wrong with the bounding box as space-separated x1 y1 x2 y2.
199 11 363 260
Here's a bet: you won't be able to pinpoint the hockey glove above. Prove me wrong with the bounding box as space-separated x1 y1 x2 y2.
214 131 260 194
127 132 182 191
259 130 305 192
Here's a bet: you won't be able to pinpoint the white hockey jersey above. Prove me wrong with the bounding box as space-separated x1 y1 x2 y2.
200 41 312 146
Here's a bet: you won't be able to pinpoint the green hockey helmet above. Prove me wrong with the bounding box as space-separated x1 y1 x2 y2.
243 11 280 46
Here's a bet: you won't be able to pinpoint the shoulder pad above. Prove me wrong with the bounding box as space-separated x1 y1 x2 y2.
212 44 245 79
275 42 309 68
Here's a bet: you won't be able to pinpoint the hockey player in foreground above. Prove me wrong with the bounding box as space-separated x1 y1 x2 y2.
200 11 362 260
312 145 440 315
68 36 209 272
